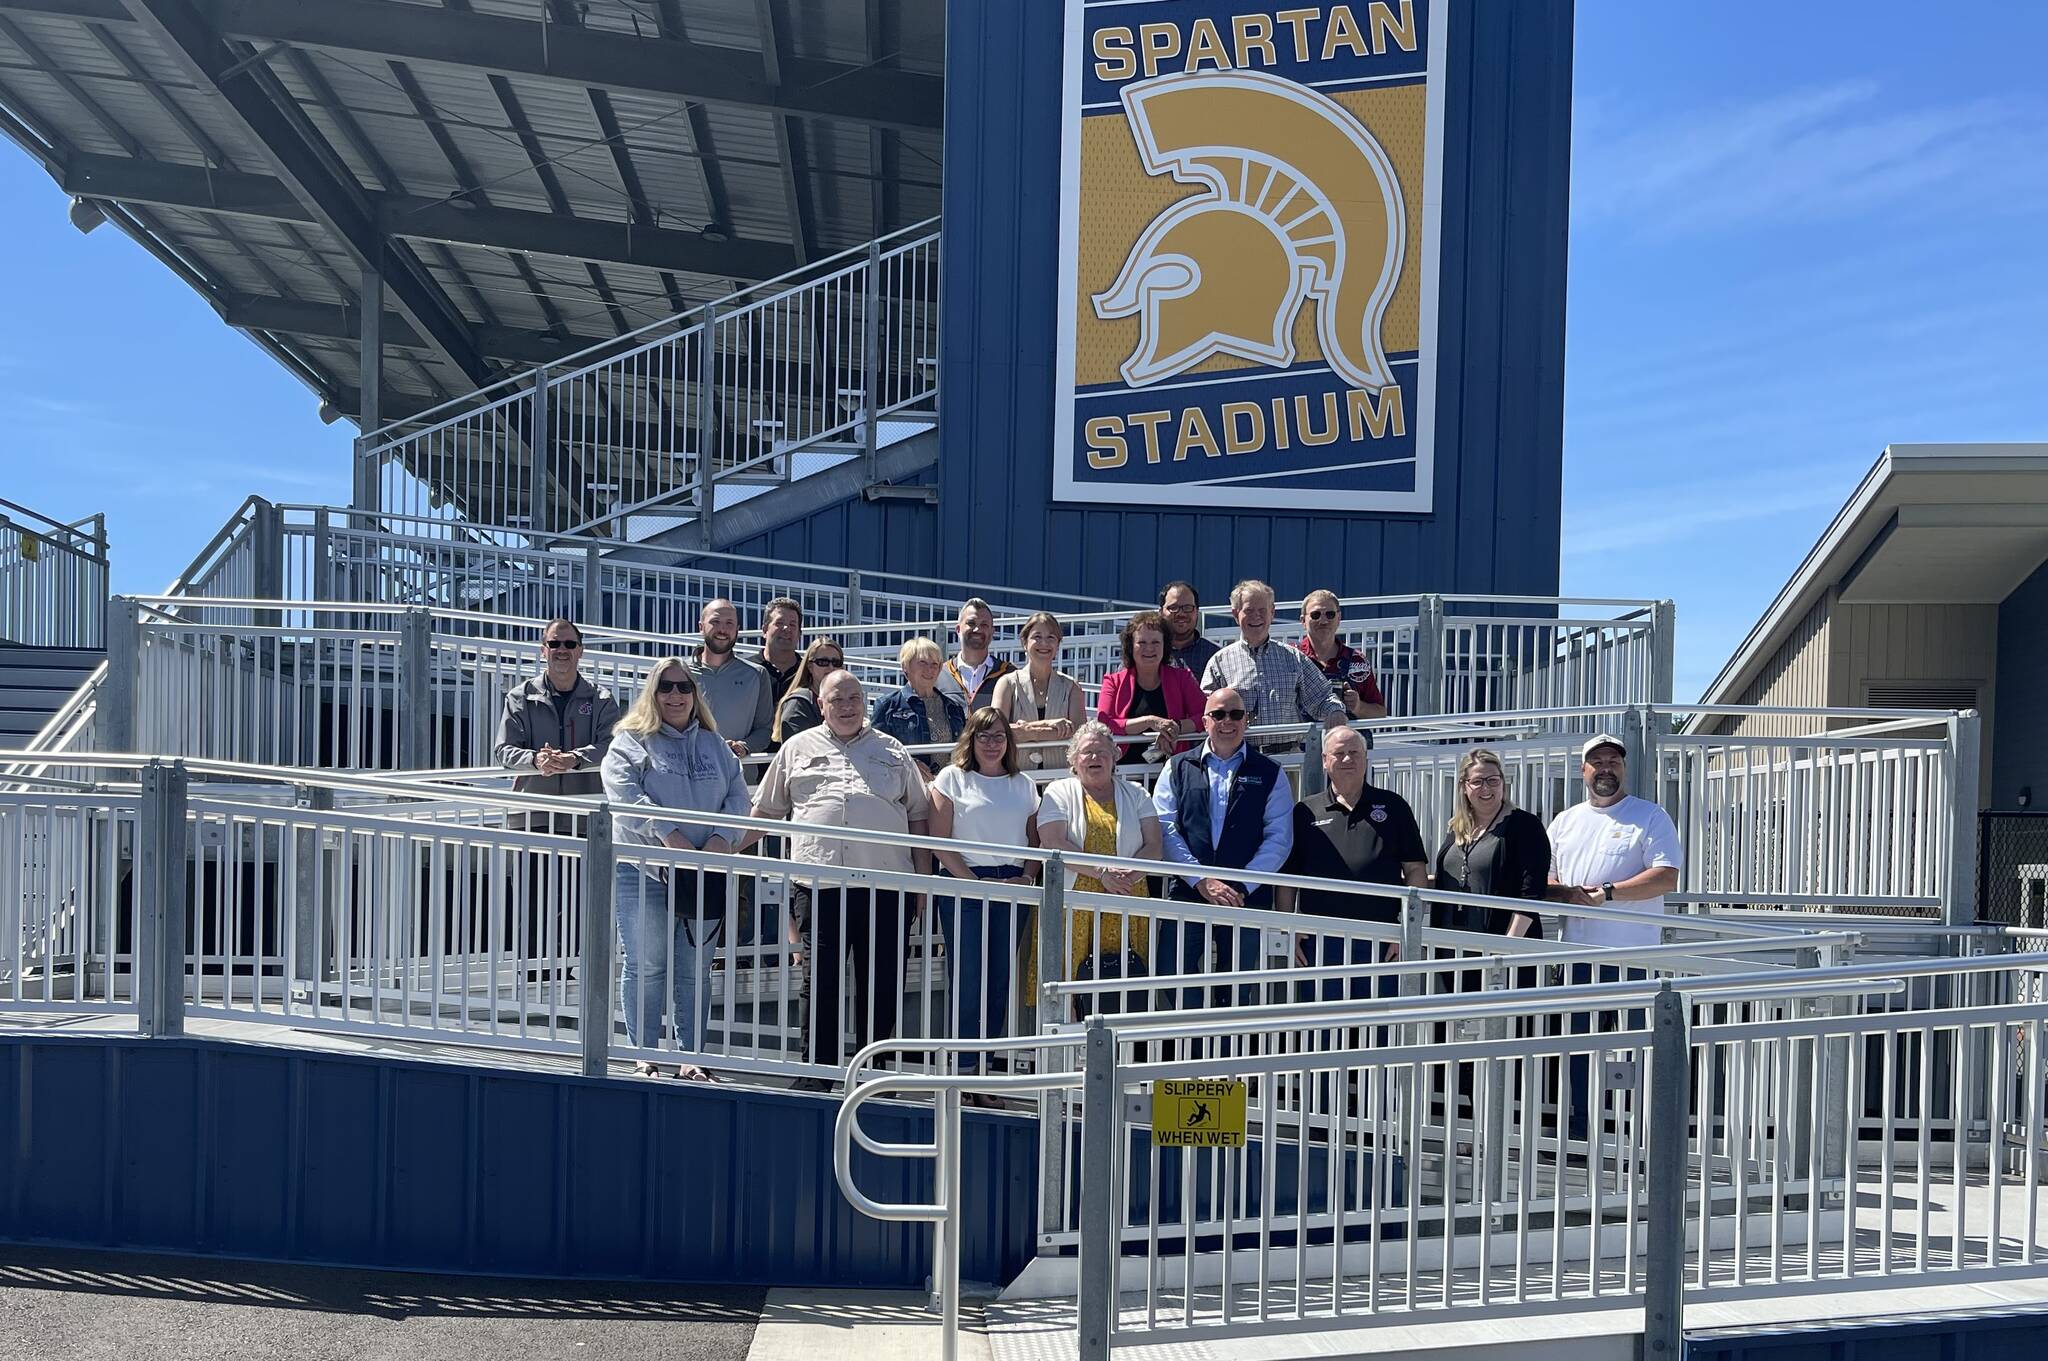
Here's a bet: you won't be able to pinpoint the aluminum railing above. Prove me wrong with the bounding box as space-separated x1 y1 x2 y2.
0 497 107 648
356 221 941 538
0 752 1867 1065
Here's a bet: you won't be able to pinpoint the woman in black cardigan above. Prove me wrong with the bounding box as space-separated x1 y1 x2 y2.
1432 747 1550 940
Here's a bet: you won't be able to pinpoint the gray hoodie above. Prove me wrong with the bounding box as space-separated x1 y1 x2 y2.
601 720 751 850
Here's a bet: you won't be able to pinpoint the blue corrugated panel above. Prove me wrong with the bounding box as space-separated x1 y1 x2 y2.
0 1035 1036 1289
1689 1310 2048 1360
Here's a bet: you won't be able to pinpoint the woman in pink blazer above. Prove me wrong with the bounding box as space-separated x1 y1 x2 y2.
1096 610 1206 766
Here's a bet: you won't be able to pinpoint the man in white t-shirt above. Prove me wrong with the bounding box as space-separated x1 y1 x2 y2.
1546 732 1683 1141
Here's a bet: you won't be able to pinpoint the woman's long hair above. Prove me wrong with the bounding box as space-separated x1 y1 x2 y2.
947 706 1020 775
1447 747 1513 844
616 658 721 739
772 636 843 743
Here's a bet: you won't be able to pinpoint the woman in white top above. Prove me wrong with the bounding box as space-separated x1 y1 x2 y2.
1035 721 1162 1019
991 611 1089 772
927 707 1040 1086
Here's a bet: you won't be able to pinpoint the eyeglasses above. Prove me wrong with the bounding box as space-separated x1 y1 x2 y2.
973 730 1009 743
811 656 843 669
1207 707 1247 721
544 639 582 651
1307 609 1338 621
656 680 695 695
1465 775 1504 789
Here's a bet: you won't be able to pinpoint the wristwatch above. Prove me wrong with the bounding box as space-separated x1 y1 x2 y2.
1602 882 1616 902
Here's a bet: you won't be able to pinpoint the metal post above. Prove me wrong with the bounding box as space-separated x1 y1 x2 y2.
578 542 604 634
933 1086 963 1358
1415 593 1446 716
1644 984 1688 1360
1625 704 1656 803
1648 600 1677 708
292 784 335 996
1076 1015 1117 1361
251 497 283 627
529 369 553 534
1036 853 1068 1245
398 607 434 770
136 760 189 1038
1397 888 1425 995
359 259 384 436
581 808 616 1077
101 596 139 752
844 570 864 629
695 303 720 550
1817 939 1853 1199
1947 710 1983 926
1482 960 1510 1212
862 239 883 484
311 512 333 601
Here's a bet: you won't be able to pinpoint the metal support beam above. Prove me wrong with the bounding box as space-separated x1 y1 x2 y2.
581 808 615 1077
4 0 943 129
695 301 719 548
1948 709 1983 926
398 607 433 769
1076 1016 1116 1361
137 759 189 1038
101 596 139 752
118 0 495 388
1644 984 1689 1361
219 292 612 367
359 255 384 436
1414 594 1446 717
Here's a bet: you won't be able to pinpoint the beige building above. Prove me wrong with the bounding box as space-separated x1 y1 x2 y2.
1695 444 2048 814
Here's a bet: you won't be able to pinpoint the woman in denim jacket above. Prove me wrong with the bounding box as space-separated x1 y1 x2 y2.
601 658 751 1080
870 636 966 772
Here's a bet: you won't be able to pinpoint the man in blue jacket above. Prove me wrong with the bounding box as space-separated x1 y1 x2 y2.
1151 686 1294 1008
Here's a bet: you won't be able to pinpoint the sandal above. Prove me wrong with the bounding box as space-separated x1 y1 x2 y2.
674 1064 720 1083
633 1060 662 1078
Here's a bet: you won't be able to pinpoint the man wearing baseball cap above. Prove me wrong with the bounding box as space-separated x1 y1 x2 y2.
1546 731 1683 1141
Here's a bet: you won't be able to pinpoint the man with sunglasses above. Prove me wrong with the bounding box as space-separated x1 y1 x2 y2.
1151 686 1294 1009
1299 589 1388 719
494 618 621 797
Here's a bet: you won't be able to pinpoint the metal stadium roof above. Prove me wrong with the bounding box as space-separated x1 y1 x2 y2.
0 0 944 424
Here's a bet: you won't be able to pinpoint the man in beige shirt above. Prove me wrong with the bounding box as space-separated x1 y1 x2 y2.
747 670 932 1084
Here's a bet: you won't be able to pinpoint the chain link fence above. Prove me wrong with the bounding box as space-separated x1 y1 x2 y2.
1978 811 2048 924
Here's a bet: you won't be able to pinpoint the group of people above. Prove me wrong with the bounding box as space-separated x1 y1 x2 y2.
492 584 1683 1102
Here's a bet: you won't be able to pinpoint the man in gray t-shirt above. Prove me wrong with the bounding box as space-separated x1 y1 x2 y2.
686 597 775 759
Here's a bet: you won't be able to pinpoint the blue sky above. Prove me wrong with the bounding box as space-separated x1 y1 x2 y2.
4 2 2046 698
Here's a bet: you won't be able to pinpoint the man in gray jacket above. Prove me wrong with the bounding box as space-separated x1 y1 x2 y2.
494 618 622 796
688 598 776 760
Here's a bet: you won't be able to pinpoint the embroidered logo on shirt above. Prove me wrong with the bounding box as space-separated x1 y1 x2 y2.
579 702 592 715
1369 805 1387 823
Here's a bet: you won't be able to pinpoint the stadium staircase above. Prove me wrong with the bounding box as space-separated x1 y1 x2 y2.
353 221 940 554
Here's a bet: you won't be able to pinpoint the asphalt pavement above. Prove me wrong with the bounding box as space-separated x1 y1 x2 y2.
0 1243 765 1361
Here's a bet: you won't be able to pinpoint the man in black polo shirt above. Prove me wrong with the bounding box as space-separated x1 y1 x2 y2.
1278 726 1428 999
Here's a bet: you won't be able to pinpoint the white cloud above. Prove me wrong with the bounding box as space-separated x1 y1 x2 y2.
1573 81 2048 234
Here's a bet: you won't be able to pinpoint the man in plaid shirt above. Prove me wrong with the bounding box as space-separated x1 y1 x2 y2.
1199 579 1349 752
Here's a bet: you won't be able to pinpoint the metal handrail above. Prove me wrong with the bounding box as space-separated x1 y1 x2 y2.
361 217 944 443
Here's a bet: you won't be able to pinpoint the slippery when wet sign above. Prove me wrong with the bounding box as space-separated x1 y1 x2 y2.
1151 1078 1248 1148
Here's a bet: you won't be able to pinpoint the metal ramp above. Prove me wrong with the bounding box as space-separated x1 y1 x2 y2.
355 222 941 547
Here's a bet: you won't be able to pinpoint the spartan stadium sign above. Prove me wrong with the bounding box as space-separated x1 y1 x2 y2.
1053 0 1445 512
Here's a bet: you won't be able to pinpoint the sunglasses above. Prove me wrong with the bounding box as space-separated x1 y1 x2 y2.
544 639 582 650
810 656 843 668
656 679 695 695
1207 707 1248 721
1307 609 1337 621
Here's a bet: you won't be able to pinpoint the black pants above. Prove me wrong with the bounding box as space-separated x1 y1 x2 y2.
1568 962 1649 1140
795 885 907 1066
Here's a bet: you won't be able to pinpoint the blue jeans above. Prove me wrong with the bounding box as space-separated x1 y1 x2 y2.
935 865 1024 1074
614 864 721 1052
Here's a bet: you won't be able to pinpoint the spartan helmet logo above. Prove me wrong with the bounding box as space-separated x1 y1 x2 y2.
1093 70 1407 392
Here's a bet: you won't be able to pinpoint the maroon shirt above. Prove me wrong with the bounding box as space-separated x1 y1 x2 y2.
1298 637 1386 709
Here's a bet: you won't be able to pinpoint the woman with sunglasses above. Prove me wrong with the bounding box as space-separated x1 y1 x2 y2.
601 659 750 1081
770 637 845 749
927 709 1040 1094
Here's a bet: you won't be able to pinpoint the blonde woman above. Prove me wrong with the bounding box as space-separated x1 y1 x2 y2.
600 659 750 1080
871 635 966 769
1431 748 1549 939
991 611 1088 771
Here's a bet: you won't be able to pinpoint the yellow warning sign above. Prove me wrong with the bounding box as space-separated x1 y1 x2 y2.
1151 1078 1247 1148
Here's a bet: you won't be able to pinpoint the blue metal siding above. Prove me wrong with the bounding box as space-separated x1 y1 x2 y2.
933 0 1572 607
1690 1312 2048 1360
716 487 940 584
0 1034 1037 1290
